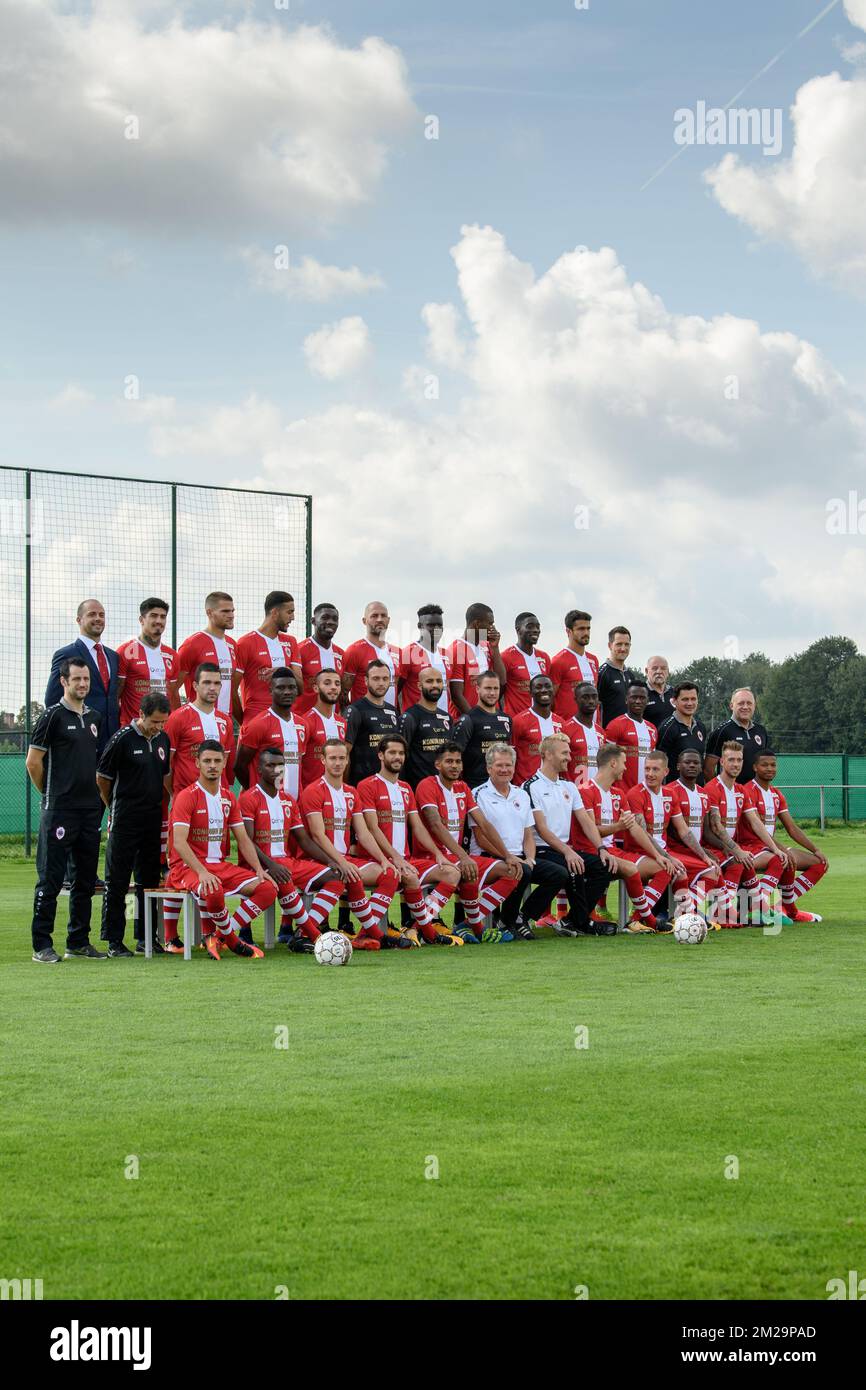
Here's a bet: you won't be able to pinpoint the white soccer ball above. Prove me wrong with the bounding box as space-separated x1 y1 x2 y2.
672 913 709 945
313 930 353 966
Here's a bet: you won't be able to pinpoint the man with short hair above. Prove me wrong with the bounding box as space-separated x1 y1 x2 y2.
295 603 345 715
604 680 658 790
511 674 563 784
344 659 399 785
176 592 238 718
299 670 347 789
399 667 453 787
27 657 106 963
235 668 309 799
97 691 172 956
500 612 551 719
745 751 829 923
705 741 787 922
117 598 180 727
666 749 726 917
398 603 452 713
447 603 506 717
704 688 772 785
166 741 274 959
472 744 539 939
700 742 760 926
561 681 606 786
550 610 600 719
46 598 119 755
596 626 637 725
644 655 674 730
452 670 512 789
341 601 401 705
656 682 708 784
234 591 303 722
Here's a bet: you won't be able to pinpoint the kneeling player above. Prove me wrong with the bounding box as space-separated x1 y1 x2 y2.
746 751 828 923
298 739 400 949
357 735 464 946
166 740 276 959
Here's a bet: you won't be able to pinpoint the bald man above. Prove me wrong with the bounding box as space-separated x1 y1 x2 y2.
342 601 401 705
46 599 120 755
644 655 674 730
705 689 772 785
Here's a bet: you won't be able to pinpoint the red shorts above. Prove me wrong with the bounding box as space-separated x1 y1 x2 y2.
288 857 340 891
669 850 718 884
407 855 453 884
441 851 503 888
165 860 260 896
613 848 646 866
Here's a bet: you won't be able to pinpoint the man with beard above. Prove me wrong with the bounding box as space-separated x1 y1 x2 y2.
234 668 309 799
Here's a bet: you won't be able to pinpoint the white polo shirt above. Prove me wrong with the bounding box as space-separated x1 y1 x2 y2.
471 779 534 856
525 770 580 848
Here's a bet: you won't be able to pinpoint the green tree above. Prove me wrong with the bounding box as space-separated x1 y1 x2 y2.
668 652 774 730
762 637 862 753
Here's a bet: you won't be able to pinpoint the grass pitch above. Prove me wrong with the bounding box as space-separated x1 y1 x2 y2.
1 830 863 1301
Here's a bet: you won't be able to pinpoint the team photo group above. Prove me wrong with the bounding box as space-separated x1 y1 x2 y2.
28 589 830 965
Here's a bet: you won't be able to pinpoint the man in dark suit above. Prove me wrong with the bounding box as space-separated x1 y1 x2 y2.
46 599 120 754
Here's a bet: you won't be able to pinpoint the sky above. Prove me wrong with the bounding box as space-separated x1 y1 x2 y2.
3 0 866 668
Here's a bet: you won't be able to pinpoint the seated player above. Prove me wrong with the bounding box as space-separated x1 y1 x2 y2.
665 749 725 920
603 680 658 791
705 742 785 924
298 739 400 949
511 674 564 784
416 743 522 943
238 747 345 951
745 751 828 923
702 742 763 926
357 735 464 946
165 740 276 960
235 668 309 798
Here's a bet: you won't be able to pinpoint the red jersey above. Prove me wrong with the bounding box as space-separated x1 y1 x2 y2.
342 638 400 704
550 647 600 718
398 642 452 713
572 779 626 853
561 715 606 785
415 775 476 842
165 702 235 794
235 630 301 720
299 706 347 789
117 638 180 726
357 774 417 856
445 637 493 715
237 708 310 799
168 782 242 867
625 782 674 854
238 784 303 858
704 776 748 847
298 777 358 855
500 646 551 719
295 638 345 715
667 780 710 847
176 631 238 716
511 708 564 784
603 715 657 789
740 780 787 852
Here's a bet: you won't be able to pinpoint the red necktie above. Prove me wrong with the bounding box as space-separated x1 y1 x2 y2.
94 642 110 691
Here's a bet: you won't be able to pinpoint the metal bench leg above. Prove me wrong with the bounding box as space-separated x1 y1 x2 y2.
263 904 275 950
183 896 191 961
145 897 153 959
618 879 628 931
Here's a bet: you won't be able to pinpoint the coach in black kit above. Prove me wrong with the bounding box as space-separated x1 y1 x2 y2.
26 657 106 962
97 693 172 956
451 669 512 787
399 668 452 787
344 658 399 784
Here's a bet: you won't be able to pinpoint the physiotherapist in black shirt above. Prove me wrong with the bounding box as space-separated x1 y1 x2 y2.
344 658 399 784
399 668 452 787
97 692 172 956
656 681 709 784
451 670 512 788
27 657 105 963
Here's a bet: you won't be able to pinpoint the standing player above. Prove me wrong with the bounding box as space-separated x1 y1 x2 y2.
550 610 600 719
299 740 400 948
604 680 658 790
511 675 563 784
704 689 772 785
561 681 606 786
399 668 453 787
746 751 828 923
447 603 506 717
299 670 347 789
644 655 674 729
344 659 399 785
452 670 512 788
656 683 708 784
176 592 238 719
235 669 309 799
357 735 464 946
234 591 303 721
295 604 345 715
165 741 274 959
596 626 637 726
398 604 452 713
341 601 400 705
500 613 551 719
117 598 180 726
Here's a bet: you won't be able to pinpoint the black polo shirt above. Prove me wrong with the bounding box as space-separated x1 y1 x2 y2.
706 719 771 785
644 685 675 730
399 705 452 788
452 706 513 788
597 663 639 725
657 713 708 784
30 700 102 811
97 721 170 818
345 698 399 783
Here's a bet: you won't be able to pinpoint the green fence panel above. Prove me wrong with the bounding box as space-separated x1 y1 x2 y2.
776 755 844 819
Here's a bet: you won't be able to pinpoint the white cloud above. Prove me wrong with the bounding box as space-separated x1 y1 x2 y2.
49 384 95 409
239 246 384 302
303 316 372 380
0 2 415 234
706 2 866 291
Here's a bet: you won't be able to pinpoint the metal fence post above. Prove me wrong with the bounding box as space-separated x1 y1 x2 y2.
305 495 313 634
170 483 177 651
842 753 849 823
819 785 825 833
24 469 32 857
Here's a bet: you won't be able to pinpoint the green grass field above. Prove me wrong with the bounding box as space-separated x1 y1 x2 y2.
1 830 863 1301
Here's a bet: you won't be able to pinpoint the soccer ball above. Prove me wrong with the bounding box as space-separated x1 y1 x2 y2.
313 931 353 966
672 913 709 945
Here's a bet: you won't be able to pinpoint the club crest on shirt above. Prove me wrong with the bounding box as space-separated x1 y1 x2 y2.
90 723 98 737
755 734 762 745
158 746 166 760
55 825 65 840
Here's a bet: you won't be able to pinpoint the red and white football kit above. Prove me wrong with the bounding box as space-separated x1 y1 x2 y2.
665 779 738 916
624 783 675 855
165 703 235 793
704 776 746 850
574 779 669 922
176 631 238 716
500 645 552 719
414 774 517 932
357 773 455 937
511 708 564 785
561 715 606 786
298 777 399 940
238 784 342 938
445 637 492 716
550 647 600 719
300 707 347 789
235 630 301 721
398 642 452 714
739 781 828 912
295 638 345 715
117 638 180 725
603 715 657 790
342 638 400 704
238 708 310 798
